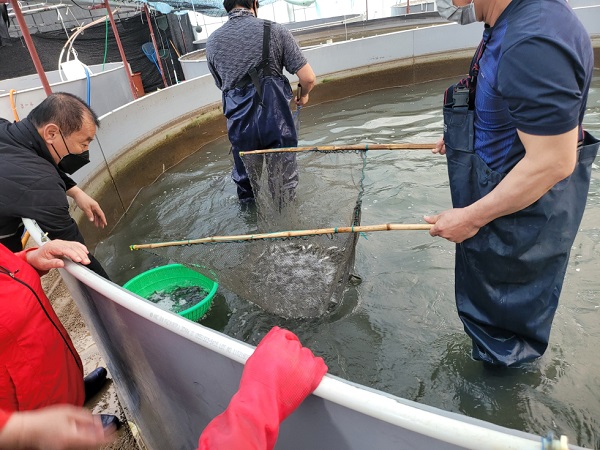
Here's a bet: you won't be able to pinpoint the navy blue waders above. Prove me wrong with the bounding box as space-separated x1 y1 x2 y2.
222 21 298 203
443 38 599 366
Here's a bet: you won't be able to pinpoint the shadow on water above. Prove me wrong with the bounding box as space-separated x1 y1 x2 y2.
96 76 600 449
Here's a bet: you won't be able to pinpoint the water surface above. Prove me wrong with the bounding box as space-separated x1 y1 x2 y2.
96 75 600 448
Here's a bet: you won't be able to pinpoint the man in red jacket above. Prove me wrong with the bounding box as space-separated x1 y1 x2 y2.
0 241 115 449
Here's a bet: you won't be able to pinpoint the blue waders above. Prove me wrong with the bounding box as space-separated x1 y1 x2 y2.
443 39 600 366
222 21 298 203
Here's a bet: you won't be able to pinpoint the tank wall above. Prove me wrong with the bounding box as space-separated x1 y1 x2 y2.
181 22 483 81
179 52 211 79
0 63 133 119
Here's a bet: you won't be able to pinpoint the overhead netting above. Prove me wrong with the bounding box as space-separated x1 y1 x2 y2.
136 149 366 319
137 0 313 17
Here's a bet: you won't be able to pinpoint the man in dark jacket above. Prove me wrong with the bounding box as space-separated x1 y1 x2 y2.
0 92 108 278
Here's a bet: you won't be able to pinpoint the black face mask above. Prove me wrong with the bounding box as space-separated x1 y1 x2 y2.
58 150 90 174
51 130 91 175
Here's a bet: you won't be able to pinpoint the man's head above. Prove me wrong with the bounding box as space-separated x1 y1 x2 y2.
435 0 507 26
29 92 99 173
223 0 258 14
435 0 477 25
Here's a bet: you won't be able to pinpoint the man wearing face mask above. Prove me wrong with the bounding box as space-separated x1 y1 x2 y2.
425 0 599 366
0 92 109 278
206 0 316 205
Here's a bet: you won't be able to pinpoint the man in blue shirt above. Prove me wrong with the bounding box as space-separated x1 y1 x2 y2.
426 0 599 366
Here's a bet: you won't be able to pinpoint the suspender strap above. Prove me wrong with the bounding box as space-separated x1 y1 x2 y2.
444 31 492 110
236 21 272 101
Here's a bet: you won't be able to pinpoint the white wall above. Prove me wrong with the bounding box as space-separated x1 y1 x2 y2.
0 63 134 120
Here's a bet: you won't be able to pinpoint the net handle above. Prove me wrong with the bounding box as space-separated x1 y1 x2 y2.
130 223 433 250
239 143 436 156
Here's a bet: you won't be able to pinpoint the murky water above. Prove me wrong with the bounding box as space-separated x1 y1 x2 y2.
96 74 600 448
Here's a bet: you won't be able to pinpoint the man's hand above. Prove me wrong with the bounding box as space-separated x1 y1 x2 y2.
296 63 316 107
424 208 481 243
0 405 114 450
67 186 107 229
295 93 310 107
26 240 90 271
432 137 446 155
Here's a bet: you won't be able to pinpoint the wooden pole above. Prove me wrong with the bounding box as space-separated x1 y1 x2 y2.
130 223 433 250
239 143 436 156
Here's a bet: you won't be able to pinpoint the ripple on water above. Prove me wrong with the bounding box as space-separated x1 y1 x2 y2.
96 76 600 449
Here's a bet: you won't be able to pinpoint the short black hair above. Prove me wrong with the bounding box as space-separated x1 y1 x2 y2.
28 92 100 136
223 0 256 13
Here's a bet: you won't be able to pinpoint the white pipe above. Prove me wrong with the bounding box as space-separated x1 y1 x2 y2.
7 3 68 17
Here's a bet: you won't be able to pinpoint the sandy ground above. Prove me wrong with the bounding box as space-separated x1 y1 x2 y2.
41 267 140 450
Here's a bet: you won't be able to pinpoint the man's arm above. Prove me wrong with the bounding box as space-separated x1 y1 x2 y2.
21 239 91 272
295 63 316 106
66 186 107 229
0 405 111 450
425 127 579 243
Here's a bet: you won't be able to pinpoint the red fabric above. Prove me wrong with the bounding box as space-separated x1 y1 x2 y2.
0 409 12 432
198 326 327 450
0 244 85 413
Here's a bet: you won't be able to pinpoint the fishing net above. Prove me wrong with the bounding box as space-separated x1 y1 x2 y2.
137 149 366 319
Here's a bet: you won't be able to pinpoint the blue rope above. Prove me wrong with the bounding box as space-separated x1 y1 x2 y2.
84 67 91 106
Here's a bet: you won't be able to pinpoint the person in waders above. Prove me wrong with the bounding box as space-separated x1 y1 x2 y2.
425 0 599 366
206 0 316 205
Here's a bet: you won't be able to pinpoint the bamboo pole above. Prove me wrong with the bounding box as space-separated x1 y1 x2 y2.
239 143 436 156
130 223 433 250
21 231 30 249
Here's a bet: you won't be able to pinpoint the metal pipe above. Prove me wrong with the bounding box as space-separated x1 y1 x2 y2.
143 4 168 88
104 0 139 99
6 3 68 17
9 0 52 96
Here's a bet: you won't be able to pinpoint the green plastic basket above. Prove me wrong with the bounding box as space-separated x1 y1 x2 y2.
123 264 218 322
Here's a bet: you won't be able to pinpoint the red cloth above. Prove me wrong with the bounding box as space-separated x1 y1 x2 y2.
0 244 84 421
198 326 327 450
0 409 11 431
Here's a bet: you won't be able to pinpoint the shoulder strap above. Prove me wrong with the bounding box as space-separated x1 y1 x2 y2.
444 31 492 109
245 21 272 101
